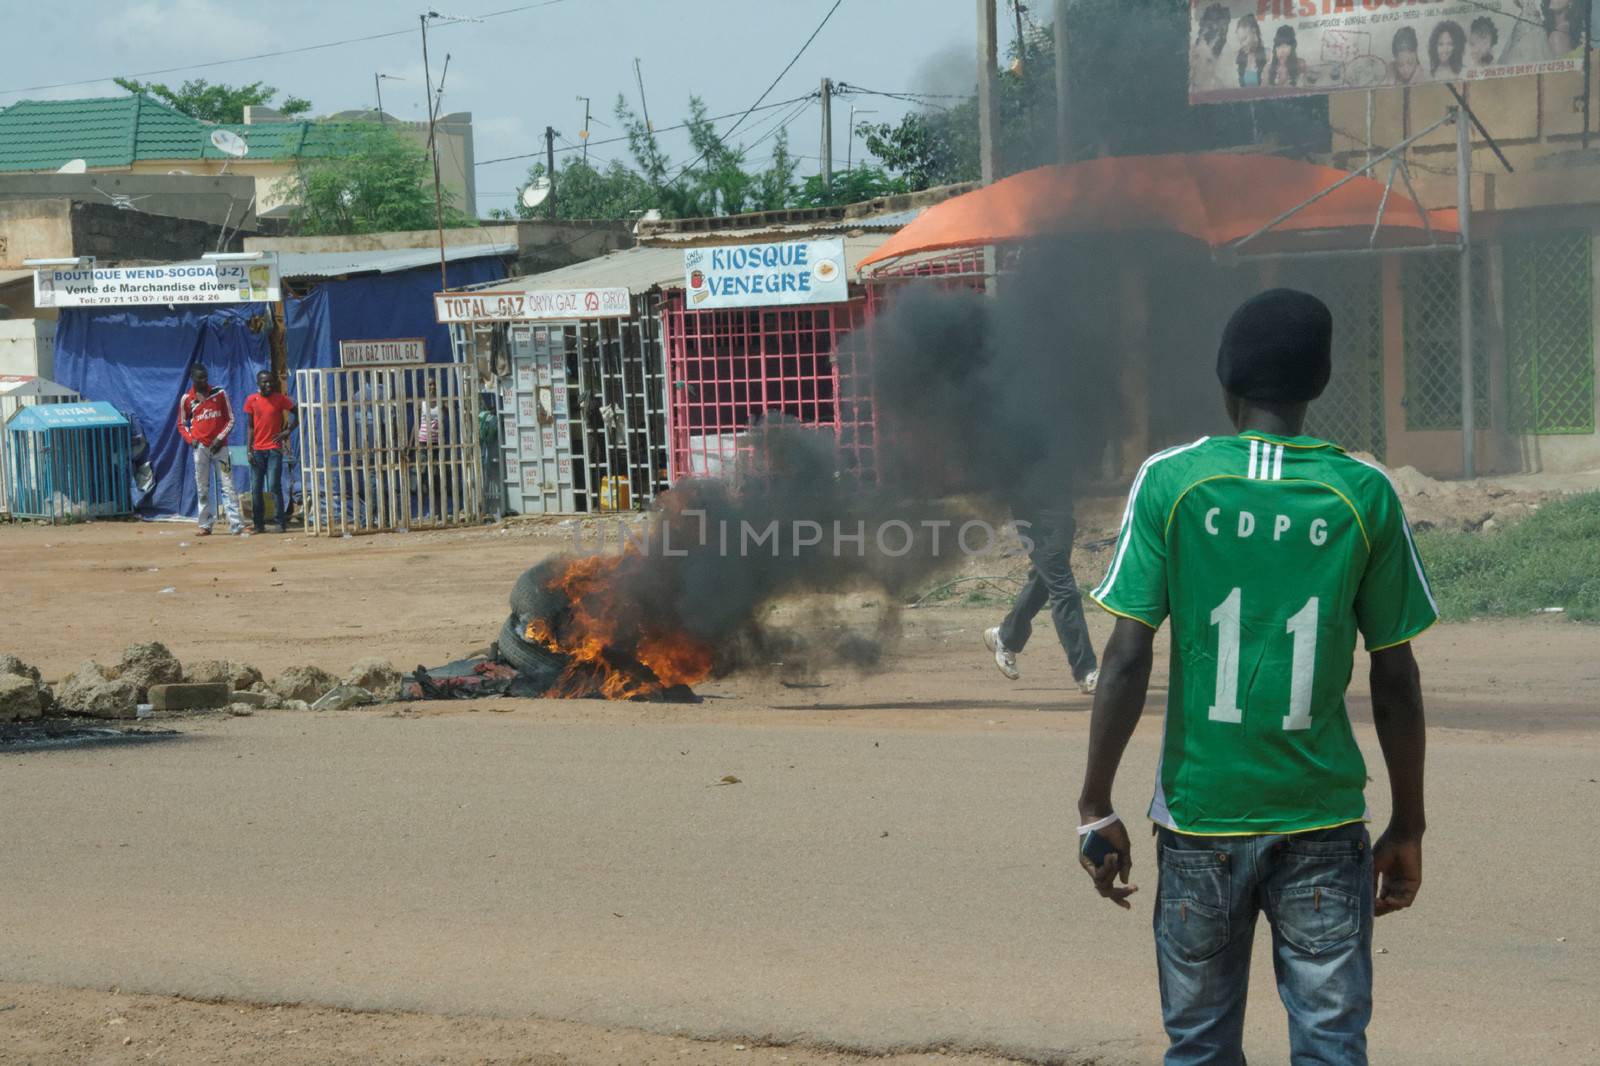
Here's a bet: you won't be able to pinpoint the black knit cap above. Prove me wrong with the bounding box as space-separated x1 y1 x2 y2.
1216 288 1332 404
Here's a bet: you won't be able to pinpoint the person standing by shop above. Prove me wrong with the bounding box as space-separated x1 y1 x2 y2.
176 364 244 537
244 370 297 534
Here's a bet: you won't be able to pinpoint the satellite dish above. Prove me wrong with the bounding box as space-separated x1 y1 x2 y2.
209 129 249 158
57 159 88 174
519 176 552 210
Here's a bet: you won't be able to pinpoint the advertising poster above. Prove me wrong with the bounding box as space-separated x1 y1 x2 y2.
1188 0 1588 104
683 238 848 310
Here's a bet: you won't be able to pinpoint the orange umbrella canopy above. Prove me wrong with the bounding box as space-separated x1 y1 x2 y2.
859 153 1459 270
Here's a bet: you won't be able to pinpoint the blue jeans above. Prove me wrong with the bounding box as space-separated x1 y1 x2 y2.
1154 823 1374 1066
249 449 285 530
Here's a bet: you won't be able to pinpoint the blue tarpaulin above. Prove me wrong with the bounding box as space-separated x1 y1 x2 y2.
53 255 507 518
53 303 270 518
285 256 505 374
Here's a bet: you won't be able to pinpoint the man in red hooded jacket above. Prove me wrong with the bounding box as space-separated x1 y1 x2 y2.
177 364 245 535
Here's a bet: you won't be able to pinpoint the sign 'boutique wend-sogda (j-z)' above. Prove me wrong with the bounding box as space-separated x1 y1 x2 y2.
32 261 281 308
683 238 848 310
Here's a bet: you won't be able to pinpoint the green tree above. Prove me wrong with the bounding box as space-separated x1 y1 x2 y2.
278 125 474 236
792 163 910 208
114 77 311 123
495 157 656 221
615 95 801 218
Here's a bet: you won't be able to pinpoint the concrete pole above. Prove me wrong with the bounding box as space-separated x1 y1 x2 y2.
1054 0 1072 164
1457 105 1476 480
545 126 558 220
977 0 1001 185
820 78 833 195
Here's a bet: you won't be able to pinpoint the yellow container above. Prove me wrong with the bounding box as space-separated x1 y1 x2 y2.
598 476 631 511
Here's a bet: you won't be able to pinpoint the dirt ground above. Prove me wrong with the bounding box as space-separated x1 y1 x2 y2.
0 982 1030 1066
1 511 1596 1065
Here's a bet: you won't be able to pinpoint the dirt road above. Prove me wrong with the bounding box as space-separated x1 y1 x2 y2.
1 521 1596 1064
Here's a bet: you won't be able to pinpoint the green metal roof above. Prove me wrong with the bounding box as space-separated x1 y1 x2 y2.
0 95 351 173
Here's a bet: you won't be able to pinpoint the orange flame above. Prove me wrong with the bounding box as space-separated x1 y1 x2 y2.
522 554 713 699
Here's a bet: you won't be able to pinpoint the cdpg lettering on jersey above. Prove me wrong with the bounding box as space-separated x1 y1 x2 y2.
1204 508 1329 546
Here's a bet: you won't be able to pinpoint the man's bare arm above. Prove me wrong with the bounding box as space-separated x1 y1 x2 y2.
1368 642 1426 916
1076 617 1157 908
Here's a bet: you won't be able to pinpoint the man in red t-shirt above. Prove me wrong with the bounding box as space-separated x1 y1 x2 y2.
243 370 298 533
177 363 244 535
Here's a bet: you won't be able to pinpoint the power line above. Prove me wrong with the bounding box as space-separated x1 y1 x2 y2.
0 0 572 99
475 93 815 166
665 0 845 185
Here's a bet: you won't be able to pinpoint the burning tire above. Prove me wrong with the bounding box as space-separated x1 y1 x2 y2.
496 613 566 690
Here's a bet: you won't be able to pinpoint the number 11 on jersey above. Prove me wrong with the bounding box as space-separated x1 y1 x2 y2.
1207 587 1319 731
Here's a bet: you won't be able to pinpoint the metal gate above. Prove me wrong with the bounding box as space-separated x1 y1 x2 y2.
295 363 481 536
1282 260 1388 458
1505 232 1595 435
662 290 864 484
497 302 670 515
1403 248 1490 431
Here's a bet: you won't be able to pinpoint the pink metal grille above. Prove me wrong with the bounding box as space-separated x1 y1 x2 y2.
664 291 866 483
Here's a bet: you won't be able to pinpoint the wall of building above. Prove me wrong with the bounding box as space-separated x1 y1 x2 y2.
0 173 256 228
1330 71 1600 478
0 318 54 378
239 107 476 217
244 220 633 274
0 200 74 268
1330 68 1600 185
69 200 242 263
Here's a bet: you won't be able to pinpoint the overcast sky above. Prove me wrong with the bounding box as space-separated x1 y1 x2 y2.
3 0 996 210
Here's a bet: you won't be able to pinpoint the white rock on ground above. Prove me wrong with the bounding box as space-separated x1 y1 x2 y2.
187 659 264 692
115 642 184 701
343 658 402 700
271 666 340 704
56 662 138 719
0 673 44 721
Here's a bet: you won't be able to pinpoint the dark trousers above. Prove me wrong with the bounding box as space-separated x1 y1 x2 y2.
250 449 286 531
998 508 1098 681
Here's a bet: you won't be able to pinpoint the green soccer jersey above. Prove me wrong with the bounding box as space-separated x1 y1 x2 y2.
1089 433 1438 837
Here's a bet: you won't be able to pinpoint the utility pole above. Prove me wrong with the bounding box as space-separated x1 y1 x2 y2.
1053 0 1071 163
820 77 833 195
545 126 558 220
375 73 384 124
577 95 592 163
1456 104 1475 480
634 58 653 133
1012 0 1026 74
977 0 1001 185
420 13 448 291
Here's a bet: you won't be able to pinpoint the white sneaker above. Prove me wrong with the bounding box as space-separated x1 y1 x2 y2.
983 627 1019 680
1079 669 1099 695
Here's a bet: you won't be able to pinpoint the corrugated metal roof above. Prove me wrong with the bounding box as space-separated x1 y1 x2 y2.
485 232 893 296
276 242 516 280
0 95 368 173
828 207 925 231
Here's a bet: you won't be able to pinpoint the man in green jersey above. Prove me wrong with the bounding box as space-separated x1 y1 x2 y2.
1076 290 1433 1065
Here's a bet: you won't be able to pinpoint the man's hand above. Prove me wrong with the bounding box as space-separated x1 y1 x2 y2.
1077 819 1138 909
1372 828 1422 916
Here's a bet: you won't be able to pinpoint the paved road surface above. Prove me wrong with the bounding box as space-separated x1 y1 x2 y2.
2 705 1595 1065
